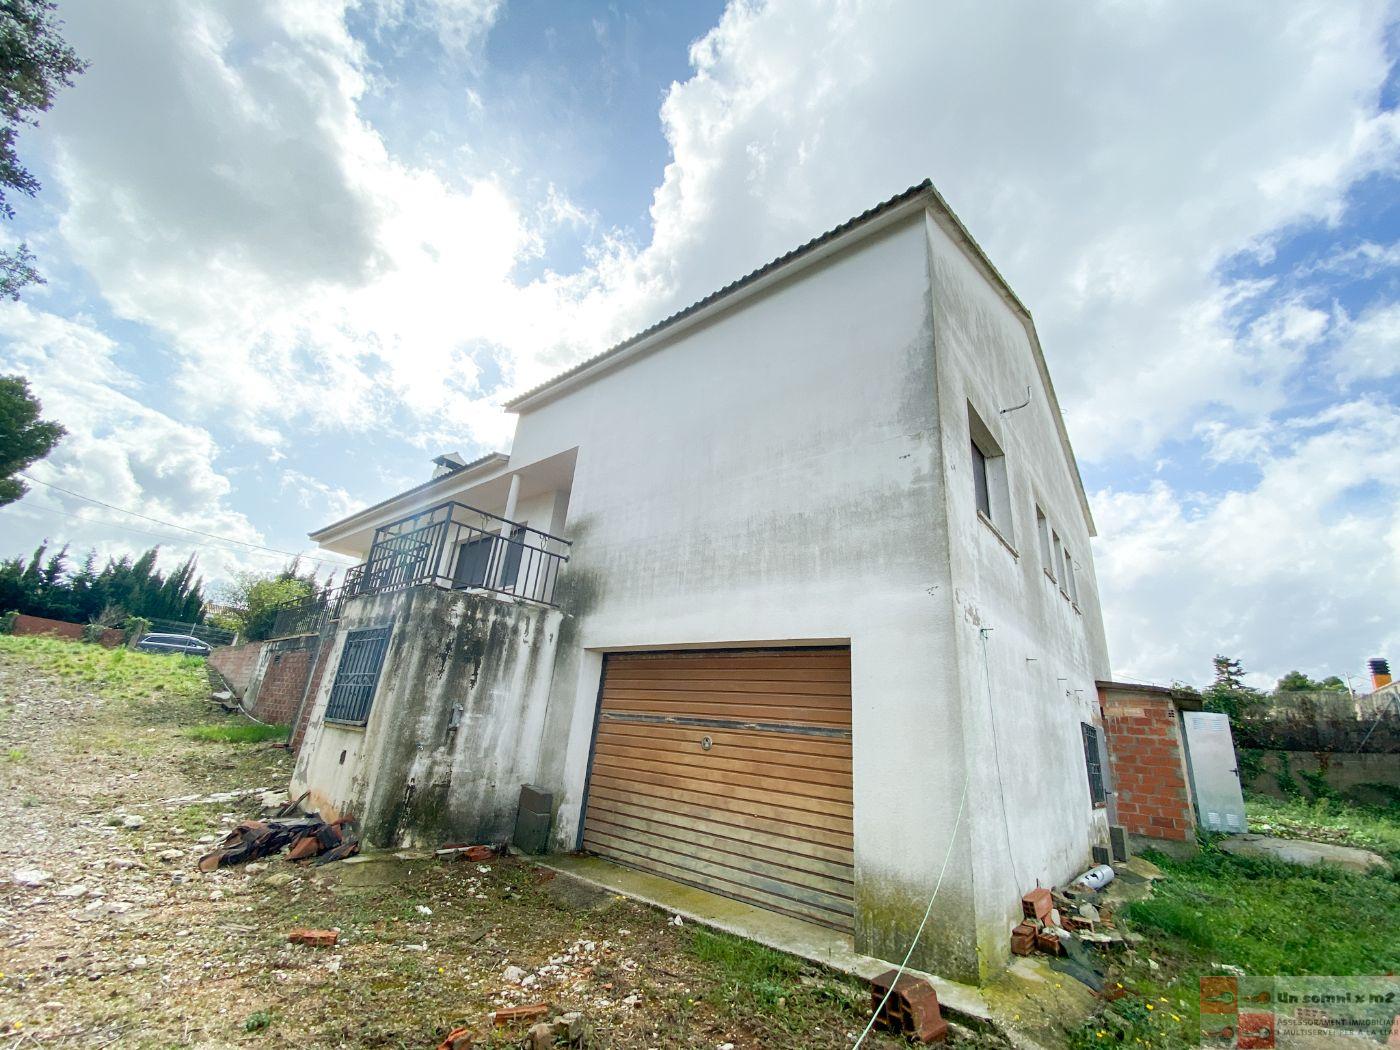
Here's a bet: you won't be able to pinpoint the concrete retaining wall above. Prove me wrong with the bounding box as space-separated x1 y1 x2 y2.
291 585 563 849
1244 749 1400 805
10 614 123 648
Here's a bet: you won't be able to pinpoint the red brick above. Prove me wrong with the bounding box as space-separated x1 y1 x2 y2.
1021 888 1052 921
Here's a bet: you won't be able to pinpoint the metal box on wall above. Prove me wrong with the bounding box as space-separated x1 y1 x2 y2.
1181 711 1247 834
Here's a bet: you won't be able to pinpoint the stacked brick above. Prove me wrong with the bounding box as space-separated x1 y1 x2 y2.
1098 683 1196 842
869 968 948 1043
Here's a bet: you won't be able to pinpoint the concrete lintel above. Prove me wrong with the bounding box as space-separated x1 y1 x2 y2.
531 852 992 1029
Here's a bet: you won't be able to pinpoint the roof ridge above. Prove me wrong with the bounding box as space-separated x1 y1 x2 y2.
503 179 934 409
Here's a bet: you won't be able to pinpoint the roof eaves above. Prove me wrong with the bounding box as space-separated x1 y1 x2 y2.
503 180 935 411
308 451 509 542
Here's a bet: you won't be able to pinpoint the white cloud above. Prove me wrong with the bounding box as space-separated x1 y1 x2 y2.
0 303 350 582
1094 399 1400 686
1333 300 1400 383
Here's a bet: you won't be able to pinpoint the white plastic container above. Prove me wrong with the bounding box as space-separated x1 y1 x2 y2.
1073 864 1115 890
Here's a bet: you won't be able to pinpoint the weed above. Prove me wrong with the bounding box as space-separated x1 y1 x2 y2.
5 747 24 762
1244 792 1400 864
183 722 288 744
243 1010 274 1032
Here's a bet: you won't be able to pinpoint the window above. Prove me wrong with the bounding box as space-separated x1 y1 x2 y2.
453 535 495 589
1051 529 1063 588
1036 506 1054 580
1080 722 1106 807
1062 545 1079 605
967 402 1012 543
500 525 526 589
325 626 392 726
971 441 991 518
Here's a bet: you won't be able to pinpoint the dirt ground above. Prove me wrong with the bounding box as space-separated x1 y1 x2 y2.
0 639 918 1049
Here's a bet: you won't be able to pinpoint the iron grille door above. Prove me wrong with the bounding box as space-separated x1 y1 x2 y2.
1081 722 1106 806
325 626 392 725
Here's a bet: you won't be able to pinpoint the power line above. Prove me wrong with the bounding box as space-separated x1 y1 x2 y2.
5 498 350 572
11 473 356 569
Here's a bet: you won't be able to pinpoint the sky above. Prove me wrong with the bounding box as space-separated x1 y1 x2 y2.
0 0 1396 689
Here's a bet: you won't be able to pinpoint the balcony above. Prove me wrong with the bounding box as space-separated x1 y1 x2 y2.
337 500 571 611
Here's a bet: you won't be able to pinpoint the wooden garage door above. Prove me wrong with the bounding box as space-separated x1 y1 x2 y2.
581 648 854 931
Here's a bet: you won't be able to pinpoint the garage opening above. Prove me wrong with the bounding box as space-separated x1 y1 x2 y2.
581 647 854 931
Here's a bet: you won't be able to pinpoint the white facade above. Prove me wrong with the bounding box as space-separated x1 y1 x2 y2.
306 183 1112 981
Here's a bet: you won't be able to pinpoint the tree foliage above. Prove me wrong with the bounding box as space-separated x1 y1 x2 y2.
1275 670 1347 693
1201 653 1268 722
214 561 321 641
0 543 206 624
0 373 63 505
0 0 86 298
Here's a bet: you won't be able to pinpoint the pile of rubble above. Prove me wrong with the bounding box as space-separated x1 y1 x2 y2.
438 1006 589 1049
195 794 360 871
1010 869 1137 993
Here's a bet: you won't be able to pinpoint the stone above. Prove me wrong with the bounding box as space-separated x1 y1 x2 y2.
12 868 52 887
1216 834 1386 873
1077 902 1100 922
503 964 527 984
157 849 183 863
264 872 294 888
121 814 145 829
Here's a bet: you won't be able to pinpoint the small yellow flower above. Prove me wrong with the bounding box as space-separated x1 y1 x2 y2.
1158 997 1167 1003
1171 1015 1181 1022
1146 1004 1154 1011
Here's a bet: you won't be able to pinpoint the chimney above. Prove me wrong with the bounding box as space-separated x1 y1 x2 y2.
1369 658 1392 691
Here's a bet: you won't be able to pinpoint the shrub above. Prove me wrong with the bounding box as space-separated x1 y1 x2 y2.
0 610 16 635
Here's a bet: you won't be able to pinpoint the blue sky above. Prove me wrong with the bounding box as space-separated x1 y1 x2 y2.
0 0 1397 687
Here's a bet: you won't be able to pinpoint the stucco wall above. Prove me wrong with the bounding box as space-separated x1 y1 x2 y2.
925 213 1113 974
290 585 562 849
508 213 984 979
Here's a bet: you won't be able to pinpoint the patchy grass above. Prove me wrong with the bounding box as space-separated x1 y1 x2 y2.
0 634 207 704
184 722 289 744
1243 792 1400 864
1066 794 1400 1050
686 927 877 1043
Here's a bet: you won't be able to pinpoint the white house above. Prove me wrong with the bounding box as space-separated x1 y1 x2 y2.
290 180 1113 983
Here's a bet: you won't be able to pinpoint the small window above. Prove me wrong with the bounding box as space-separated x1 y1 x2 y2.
1036 507 1054 579
1051 530 1063 587
325 626 392 726
1081 722 1106 807
1062 546 1079 605
967 402 1012 542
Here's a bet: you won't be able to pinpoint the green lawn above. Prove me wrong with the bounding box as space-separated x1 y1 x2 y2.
0 634 208 702
1069 793 1400 1050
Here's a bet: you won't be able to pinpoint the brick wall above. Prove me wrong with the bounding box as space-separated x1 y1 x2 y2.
249 636 319 725
209 640 266 698
11 614 123 648
1099 682 1196 842
291 629 336 754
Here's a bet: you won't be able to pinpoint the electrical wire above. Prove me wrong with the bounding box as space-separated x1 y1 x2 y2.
16 472 353 562
12 472 356 568
852 769 969 1049
4 499 351 572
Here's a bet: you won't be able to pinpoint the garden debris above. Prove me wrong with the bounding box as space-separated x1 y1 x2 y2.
490 1003 550 1025
437 1026 476 1050
435 843 501 862
197 815 358 871
287 928 338 947
869 968 948 1044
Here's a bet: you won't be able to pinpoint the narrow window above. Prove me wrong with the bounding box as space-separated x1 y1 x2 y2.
971 440 991 518
1080 722 1106 807
325 626 392 726
500 525 526 588
967 402 1012 542
1062 546 1079 604
1051 530 1063 589
1036 507 1054 579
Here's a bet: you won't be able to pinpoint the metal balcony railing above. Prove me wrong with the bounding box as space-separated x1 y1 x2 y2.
336 500 571 610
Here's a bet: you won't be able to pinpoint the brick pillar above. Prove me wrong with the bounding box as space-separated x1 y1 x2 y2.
1098 681 1197 842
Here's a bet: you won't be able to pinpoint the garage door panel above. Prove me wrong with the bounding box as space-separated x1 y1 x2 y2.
597 722 854 767
582 830 855 925
583 647 855 933
583 811 855 892
590 748 852 803
593 737 852 789
585 785 855 853
598 698 850 727
584 794 855 867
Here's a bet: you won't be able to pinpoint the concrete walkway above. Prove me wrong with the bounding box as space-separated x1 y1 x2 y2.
534 854 995 1024
1218 834 1387 873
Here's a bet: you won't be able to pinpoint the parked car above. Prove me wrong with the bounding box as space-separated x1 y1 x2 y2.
135 633 211 657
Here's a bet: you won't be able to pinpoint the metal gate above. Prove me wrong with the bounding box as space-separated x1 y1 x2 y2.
1181 711 1248 833
581 648 854 931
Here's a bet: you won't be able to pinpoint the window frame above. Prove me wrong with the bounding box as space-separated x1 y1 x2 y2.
325 625 393 727
1035 505 1055 581
967 401 1014 548
1080 721 1107 808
